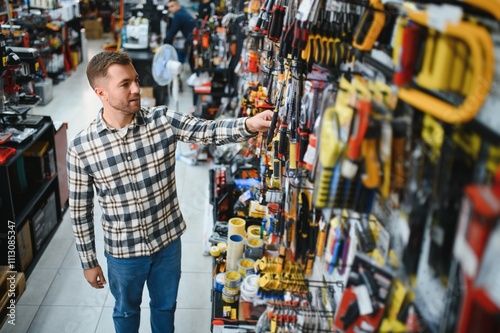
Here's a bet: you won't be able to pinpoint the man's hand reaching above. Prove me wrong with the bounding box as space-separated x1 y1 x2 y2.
245 110 274 134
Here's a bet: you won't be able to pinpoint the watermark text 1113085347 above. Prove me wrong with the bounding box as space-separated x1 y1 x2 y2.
7 220 16 270
6 220 17 325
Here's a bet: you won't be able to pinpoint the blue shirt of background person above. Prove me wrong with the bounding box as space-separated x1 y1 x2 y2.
164 0 196 44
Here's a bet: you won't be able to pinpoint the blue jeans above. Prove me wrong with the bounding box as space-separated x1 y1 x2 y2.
105 238 182 333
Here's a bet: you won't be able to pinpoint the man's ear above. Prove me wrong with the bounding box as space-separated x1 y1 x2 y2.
94 86 107 102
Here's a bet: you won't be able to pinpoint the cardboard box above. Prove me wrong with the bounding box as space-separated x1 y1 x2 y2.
23 141 49 183
86 29 103 40
31 206 45 251
0 272 26 327
0 267 8 308
17 222 33 272
31 0 55 9
141 87 156 107
84 18 103 39
83 18 102 31
31 191 57 251
141 87 154 98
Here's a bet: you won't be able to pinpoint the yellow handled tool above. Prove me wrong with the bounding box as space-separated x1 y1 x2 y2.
416 30 455 91
398 8 494 124
352 0 386 51
458 0 500 21
313 106 344 208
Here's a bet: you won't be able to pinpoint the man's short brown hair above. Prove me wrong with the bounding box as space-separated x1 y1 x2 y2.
86 51 132 88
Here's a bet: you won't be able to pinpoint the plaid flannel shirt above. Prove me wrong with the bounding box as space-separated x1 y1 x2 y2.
67 106 255 269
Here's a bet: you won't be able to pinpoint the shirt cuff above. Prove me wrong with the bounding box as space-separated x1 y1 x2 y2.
80 254 99 270
242 117 258 136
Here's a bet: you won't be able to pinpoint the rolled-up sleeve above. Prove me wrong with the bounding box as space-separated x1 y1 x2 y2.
166 109 256 145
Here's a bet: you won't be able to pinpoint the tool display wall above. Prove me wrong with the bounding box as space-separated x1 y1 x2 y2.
208 0 500 332
1 3 83 90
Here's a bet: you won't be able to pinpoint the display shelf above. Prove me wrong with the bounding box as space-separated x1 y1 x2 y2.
0 116 62 274
13 176 59 228
211 289 260 325
1 119 52 166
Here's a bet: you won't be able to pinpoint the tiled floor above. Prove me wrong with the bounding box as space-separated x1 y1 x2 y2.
1 37 215 333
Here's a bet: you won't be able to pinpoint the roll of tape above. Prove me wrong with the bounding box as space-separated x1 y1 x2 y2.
228 217 246 238
214 272 225 292
227 234 245 271
246 225 262 239
210 246 221 257
245 237 264 260
222 286 240 296
237 258 255 278
240 275 259 296
217 242 227 253
265 243 279 258
224 270 242 289
221 291 239 304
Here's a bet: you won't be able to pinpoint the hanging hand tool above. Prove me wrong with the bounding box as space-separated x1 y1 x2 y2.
392 19 422 87
313 106 344 208
254 0 275 33
268 0 286 41
402 143 432 278
327 226 343 275
297 94 310 167
266 73 287 147
296 191 311 265
271 138 281 189
325 25 338 68
355 215 376 253
361 118 382 189
341 100 371 180
371 94 394 199
456 0 500 21
415 30 455 91
292 0 320 53
278 73 294 159
352 0 386 51
428 133 462 279
471 31 500 141
316 216 327 259
339 226 351 275
301 27 316 63
398 6 494 124
390 108 410 202
305 212 318 276
279 0 297 60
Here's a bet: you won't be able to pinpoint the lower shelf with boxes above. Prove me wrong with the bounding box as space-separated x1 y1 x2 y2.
0 115 67 326
0 267 26 327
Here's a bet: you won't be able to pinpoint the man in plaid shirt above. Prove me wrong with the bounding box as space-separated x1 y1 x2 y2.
67 51 273 333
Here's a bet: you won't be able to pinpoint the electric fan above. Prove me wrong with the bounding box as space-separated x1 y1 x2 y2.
152 43 183 110
152 44 198 164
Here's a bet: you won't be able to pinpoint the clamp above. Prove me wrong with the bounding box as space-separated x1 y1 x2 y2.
398 7 494 124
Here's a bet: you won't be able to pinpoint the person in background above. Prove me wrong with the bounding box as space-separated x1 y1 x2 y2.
164 0 197 72
197 0 215 23
67 51 273 333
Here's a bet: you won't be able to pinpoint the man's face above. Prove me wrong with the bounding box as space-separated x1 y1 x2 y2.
96 63 141 115
167 1 179 15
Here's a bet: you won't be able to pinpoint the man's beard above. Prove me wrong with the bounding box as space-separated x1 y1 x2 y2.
108 96 141 114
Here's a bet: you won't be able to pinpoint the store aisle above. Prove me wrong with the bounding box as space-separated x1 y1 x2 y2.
0 39 214 333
